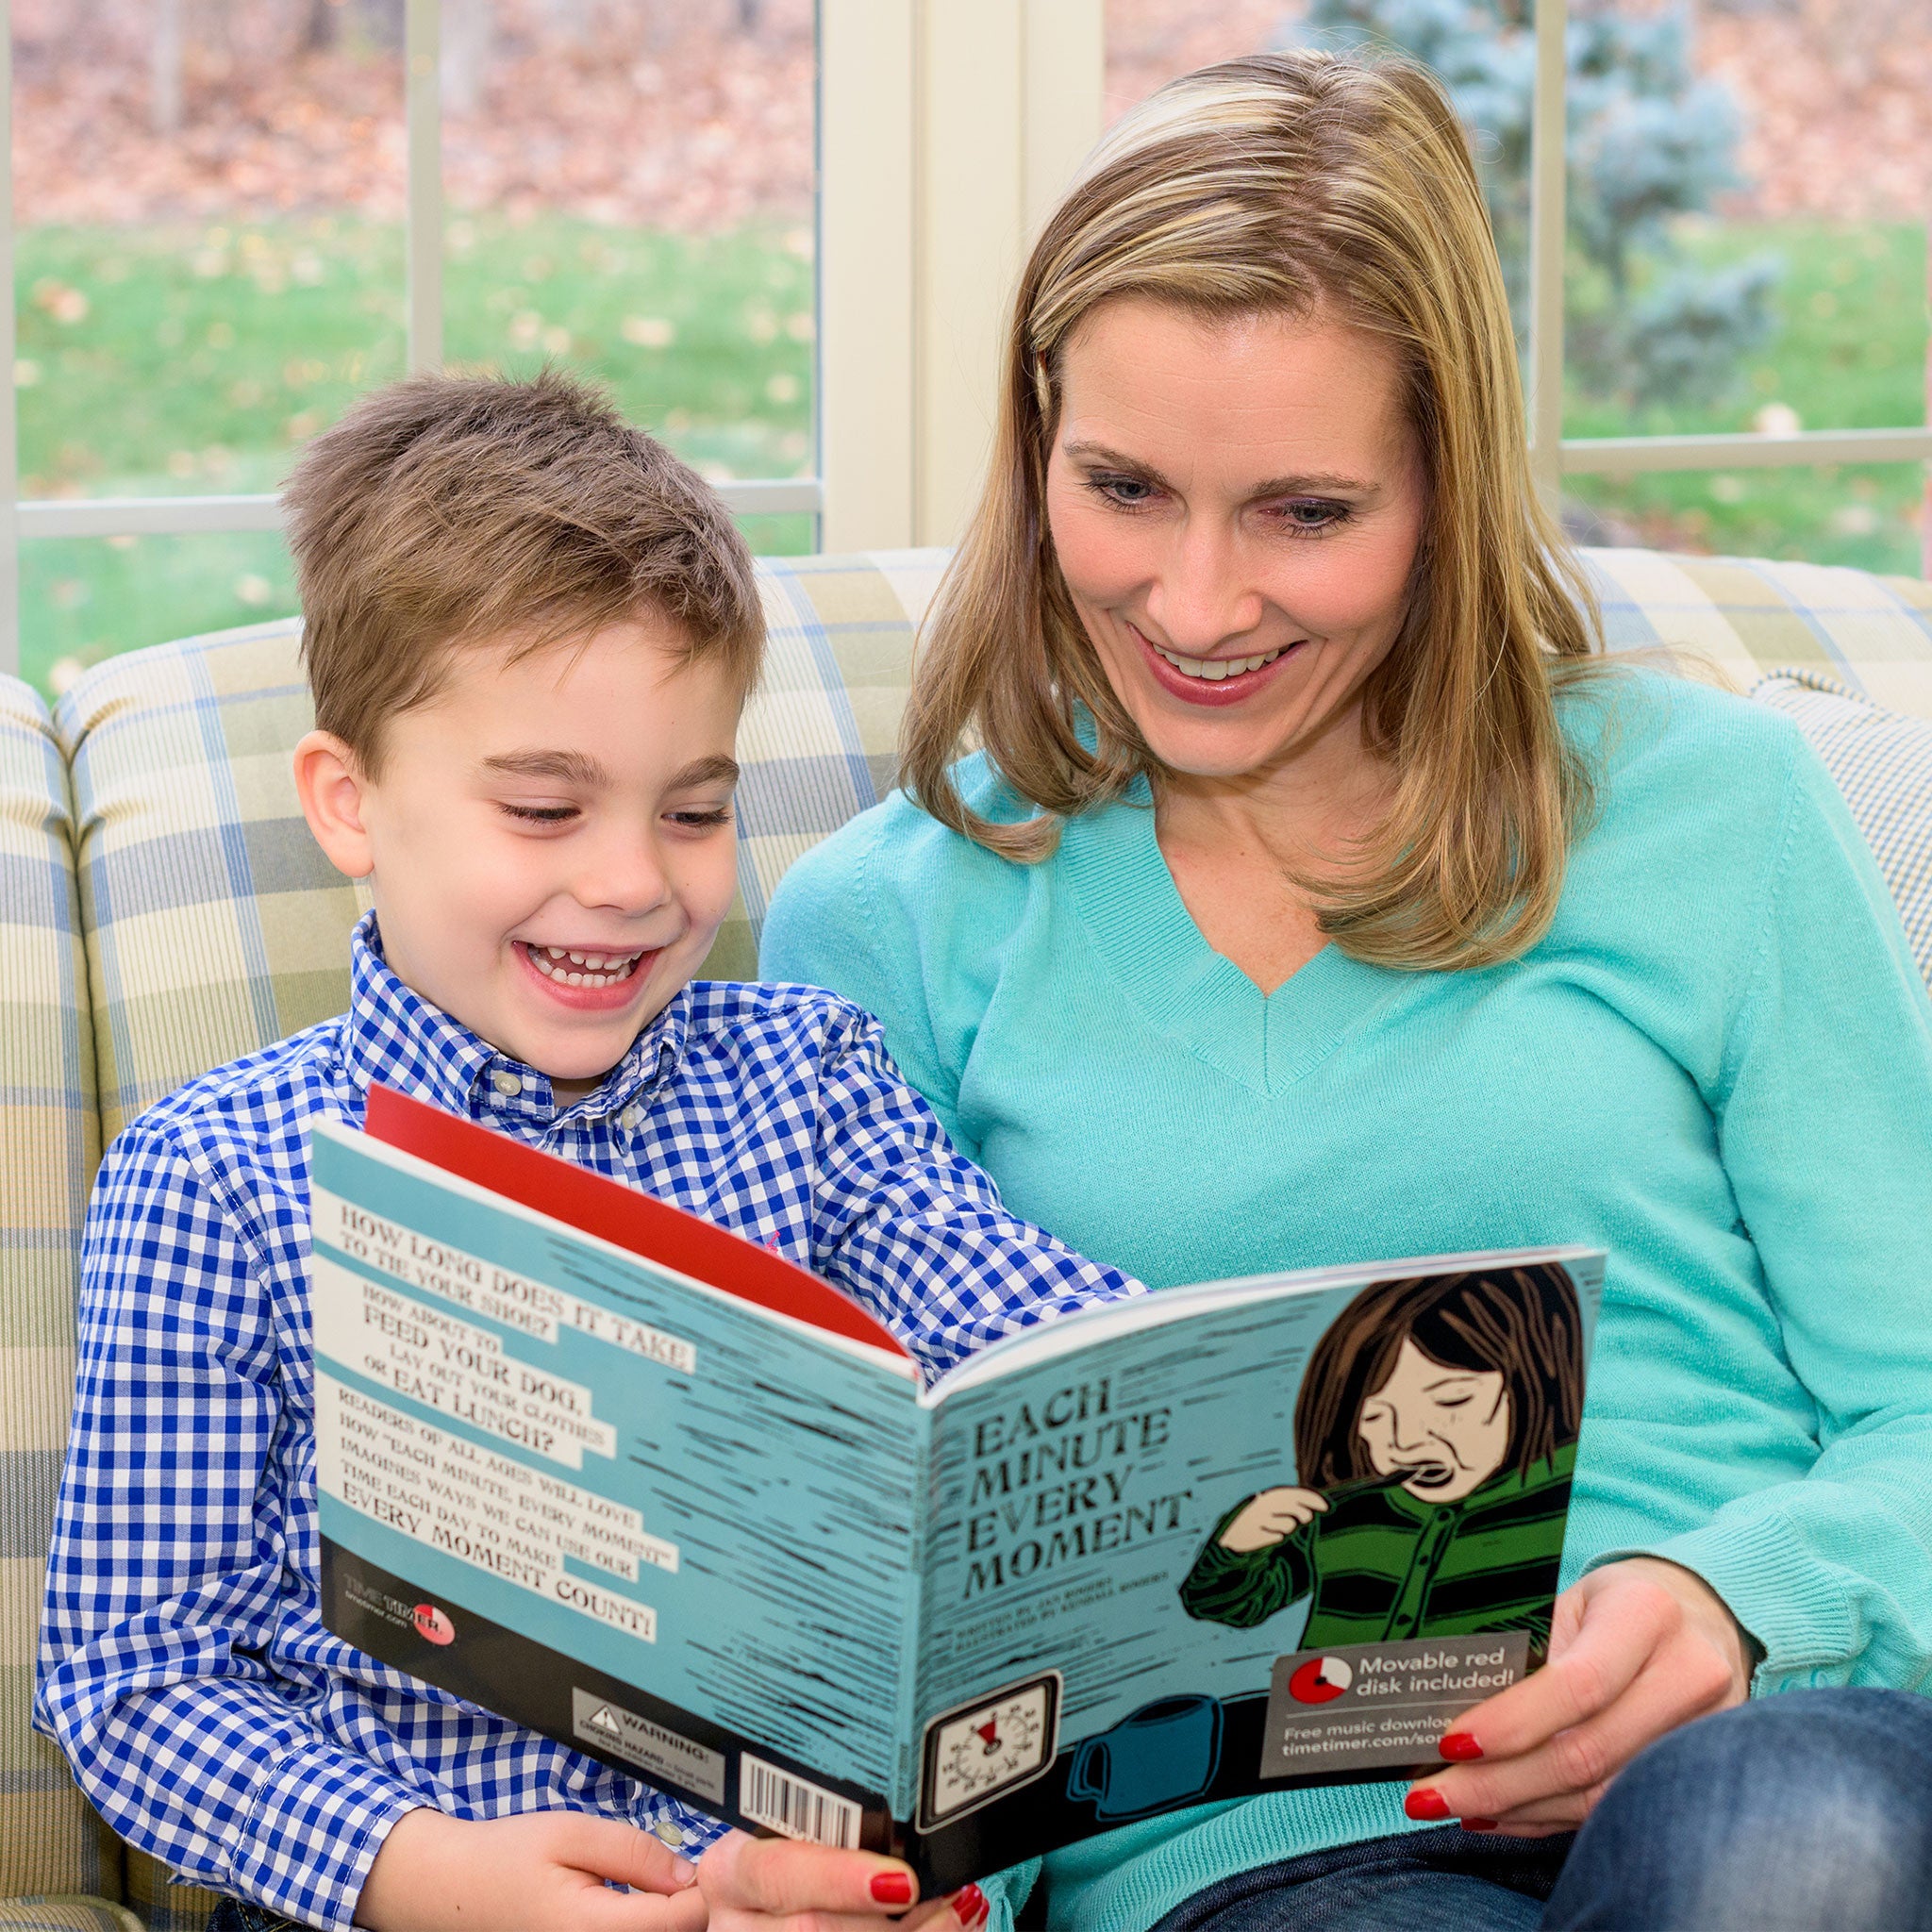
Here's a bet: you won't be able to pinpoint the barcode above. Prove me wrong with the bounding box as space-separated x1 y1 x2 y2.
739 1754 862 1848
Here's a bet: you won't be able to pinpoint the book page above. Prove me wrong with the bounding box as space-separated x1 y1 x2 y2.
309 1124 924 1804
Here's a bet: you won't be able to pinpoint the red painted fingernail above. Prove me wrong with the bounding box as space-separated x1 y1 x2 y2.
1439 1732 1484 1761
1405 1787 1452 1821
871 1872 914 1906
1464 1817 1500 1833
951 1884 989 1925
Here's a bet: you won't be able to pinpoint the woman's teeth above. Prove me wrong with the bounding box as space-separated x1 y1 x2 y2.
526 943 644 987
1152 641 1289 682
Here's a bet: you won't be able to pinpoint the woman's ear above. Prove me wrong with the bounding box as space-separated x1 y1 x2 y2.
293 729 376 880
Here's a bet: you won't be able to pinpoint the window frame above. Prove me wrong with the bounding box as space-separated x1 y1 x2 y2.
0 0 1925 677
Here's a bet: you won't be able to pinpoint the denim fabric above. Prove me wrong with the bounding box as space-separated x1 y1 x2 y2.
1152 1689 1932 1932
205 1904 304 1932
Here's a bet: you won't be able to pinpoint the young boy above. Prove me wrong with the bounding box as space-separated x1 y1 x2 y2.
35 374 1136 1932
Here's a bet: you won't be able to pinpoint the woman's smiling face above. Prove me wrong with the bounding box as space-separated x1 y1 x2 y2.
1042 296 1427 790
1357 1337 1512 1505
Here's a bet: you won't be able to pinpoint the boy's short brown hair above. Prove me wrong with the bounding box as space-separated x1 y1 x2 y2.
284 368 763 772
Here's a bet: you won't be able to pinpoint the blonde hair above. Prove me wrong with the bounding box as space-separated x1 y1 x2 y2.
286 369 763 774
900 49 1602 973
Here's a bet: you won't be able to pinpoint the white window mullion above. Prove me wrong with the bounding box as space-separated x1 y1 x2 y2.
1 3 18 679
405 0 444 374
1526 0 1567 508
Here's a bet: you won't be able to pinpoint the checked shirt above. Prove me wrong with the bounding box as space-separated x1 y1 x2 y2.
36 915 1139 1928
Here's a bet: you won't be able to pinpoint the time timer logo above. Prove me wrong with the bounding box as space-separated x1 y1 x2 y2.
412 1603 456 1646
1287 1655 1353 1704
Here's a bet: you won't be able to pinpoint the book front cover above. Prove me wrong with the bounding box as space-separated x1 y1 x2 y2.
308 1118 924 1850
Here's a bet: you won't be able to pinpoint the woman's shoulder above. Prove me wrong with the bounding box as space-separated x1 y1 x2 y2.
1560 660 1806 793
767 753 1035 929
1551 661 1849 952
1558 661 1814 848
759 752 1041 1000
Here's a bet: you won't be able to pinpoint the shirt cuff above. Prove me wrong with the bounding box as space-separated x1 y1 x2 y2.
1591 1507 1858 1693
228 1741 426 1930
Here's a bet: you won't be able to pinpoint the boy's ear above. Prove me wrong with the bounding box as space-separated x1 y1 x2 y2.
293 729 376 880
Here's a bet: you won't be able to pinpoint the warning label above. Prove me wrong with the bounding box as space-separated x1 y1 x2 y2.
571 1687 727 1804
1260 1633 1529 1778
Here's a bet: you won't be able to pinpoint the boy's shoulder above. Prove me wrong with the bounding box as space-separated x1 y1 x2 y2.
681 976 884 1060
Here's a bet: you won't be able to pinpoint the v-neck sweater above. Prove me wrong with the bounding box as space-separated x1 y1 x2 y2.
761 668 1932 1932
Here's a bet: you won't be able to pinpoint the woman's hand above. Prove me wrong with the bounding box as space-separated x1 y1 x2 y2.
1218 1487 1328 1551
699 1829 987 1932
354 1807 708 1932
1407 1557 1754 1836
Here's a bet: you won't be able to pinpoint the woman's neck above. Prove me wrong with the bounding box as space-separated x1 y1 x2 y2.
1152 708 1393 994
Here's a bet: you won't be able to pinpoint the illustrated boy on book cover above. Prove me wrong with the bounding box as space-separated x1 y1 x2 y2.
1179 1266 1584 1657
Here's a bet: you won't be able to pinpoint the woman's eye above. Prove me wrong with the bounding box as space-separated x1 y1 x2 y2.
499 803 577 824
1088 473 1161 509
1273 498 1348 534
1434 1394 1472 1409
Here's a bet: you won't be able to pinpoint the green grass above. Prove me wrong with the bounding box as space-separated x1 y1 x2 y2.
14 212 816 696
10 212 1927 700
1562 219 1927 575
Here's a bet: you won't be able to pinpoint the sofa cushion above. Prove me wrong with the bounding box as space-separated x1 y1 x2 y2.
0 676 119 1899
0 1899 142 1932
1585 550 1932 718
1750 668 1932 990
58 552 945 1141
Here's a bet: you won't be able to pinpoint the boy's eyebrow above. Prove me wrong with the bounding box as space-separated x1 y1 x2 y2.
481 748 611 786
671 754 741 789
1059 439 1374 497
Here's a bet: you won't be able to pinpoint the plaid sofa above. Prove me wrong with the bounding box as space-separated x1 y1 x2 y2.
3 546 1929 1926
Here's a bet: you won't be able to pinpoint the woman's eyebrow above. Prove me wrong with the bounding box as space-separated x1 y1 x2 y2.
1422 1374 1481 1391
481 748 610 786
1059 439 1374 497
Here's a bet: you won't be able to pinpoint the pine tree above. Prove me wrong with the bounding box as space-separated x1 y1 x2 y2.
1286 0 1780 412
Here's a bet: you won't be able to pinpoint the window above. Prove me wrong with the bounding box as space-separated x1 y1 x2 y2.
5 0 1926 696
1103 0 1931 576
5 0 821 695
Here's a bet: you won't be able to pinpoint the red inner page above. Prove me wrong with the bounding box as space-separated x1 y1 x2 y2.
363 1083 909 1359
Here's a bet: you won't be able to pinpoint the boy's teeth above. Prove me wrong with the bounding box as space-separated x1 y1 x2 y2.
1153 642 1288 681
527 943 642 985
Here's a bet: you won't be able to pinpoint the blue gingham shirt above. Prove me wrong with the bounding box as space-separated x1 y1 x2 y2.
35 916 1139 1929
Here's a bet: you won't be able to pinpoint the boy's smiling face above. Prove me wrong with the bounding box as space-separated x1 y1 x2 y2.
297 615 743 1103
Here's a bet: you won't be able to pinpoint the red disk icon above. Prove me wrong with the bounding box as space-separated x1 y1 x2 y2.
412 1603 456 1646
1288 1656 1353 1704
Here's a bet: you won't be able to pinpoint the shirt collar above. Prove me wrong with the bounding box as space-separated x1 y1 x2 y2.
339 911 691 1130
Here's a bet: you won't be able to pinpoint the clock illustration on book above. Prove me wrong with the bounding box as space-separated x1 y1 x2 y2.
918 1671 1062 1832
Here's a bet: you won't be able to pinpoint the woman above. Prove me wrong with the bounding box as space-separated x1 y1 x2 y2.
1181 1265 1583 1651
712 46 1932 1932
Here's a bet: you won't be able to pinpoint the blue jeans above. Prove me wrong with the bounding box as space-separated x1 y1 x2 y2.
1149 1689 1932 1932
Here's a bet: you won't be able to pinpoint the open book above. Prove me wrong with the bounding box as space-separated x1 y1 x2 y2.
311 1087 1602 1890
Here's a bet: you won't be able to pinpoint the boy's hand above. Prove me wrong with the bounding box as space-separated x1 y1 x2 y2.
700 1829 988 1931
354 1807 708 1932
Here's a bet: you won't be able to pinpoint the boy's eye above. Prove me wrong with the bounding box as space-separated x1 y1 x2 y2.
668 806 733 829
499 802 578 824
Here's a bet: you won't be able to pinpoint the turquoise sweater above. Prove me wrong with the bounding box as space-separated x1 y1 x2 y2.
760 670 1932 1932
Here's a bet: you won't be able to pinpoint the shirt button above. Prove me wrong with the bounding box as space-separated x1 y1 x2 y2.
620 1105 643 1131
490 1069 522 1098
652 1820 685 1847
